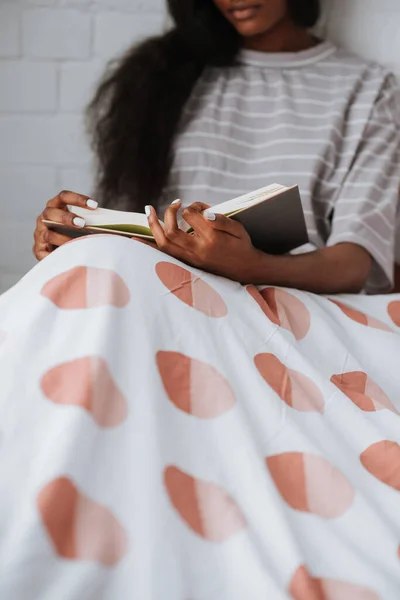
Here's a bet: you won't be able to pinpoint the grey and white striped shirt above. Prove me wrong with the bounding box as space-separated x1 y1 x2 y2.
164 41 400 293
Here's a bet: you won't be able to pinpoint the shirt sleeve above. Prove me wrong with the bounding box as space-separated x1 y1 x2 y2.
327 74 400 294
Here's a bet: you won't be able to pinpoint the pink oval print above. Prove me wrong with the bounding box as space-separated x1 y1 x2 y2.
255 353 324 413
267 452 354 518
156 262 227 317
37 477 127 566
331 372 397 414
388 301 400 327
41 356 128 428
157 351 235 418
329 300 392 332
164 466 246 542
247 286 310 340
41 266 130 309
360 440 400 491
290 565 380 600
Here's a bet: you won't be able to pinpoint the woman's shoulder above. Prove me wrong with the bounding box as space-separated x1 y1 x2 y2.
327 45 400 126
195 41 399 109
324 43 397 87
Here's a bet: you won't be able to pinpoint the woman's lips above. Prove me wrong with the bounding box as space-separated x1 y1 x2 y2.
230 5 261 21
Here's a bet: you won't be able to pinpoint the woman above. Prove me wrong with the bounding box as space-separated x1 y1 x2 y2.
34 0 400 295
1 1 400 599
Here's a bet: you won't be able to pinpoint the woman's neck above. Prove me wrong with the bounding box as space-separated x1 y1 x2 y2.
243 18 318 53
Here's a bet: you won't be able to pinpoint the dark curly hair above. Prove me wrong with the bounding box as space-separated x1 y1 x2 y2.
87 0 321 210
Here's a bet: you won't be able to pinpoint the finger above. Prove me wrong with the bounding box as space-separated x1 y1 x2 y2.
185 202 211 212
183 202 246 238
146 205 169 248
34 242 52 261
146 205 191 259
36 250 51 261
35 213 48 233
34 225 43 243
46 230 74 248
202 210 246 238
34 223 48 248
181 206 214 238
42 206 86 229
163 199 188 245
34 218 49 244
47 190 98 210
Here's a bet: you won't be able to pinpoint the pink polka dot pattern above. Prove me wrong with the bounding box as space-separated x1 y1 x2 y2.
360 441 400 491
157 351 236 418
267 452 354 518
41 266 130 309
290 565 380 600
164 466 246 542
289 565 325 600
37 477 127 567
329 300 392 332
41 357 128 428
388 301 400 327
331 372 397 414
247 286 310 340
255 353 324 413
156 262 227 317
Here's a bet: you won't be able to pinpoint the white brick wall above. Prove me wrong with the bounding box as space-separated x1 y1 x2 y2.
22 9 92 59
0 3 20 58
0 0 166 293
94 12 165 59
0 61 57 112
0 0 399 293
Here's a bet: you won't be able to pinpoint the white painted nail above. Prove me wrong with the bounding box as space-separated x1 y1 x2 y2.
73 217 86 228
145 205 152 217
171 198 181 205
86 199 98 209
204 210 216 221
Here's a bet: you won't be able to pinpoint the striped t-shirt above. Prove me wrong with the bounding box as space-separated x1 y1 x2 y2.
163 41 400 293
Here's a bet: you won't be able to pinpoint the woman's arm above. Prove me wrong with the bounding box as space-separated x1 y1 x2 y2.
147 202 372 294
247 243 372 294
321 75 400 294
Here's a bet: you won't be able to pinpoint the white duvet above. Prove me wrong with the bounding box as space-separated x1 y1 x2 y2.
0 235 400 600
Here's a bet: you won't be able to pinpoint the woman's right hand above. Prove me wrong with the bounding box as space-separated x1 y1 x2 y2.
33 190 98 261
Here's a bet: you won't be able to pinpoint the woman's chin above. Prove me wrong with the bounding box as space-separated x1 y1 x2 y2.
234 22 272 40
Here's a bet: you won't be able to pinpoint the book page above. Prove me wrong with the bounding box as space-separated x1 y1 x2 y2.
68 205 150 229
67 183 286 235
209 183 285 215
178 183 287 233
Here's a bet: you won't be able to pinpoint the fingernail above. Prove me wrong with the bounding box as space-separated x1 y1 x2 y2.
73 217 86 228
86 199 98 209
204 210 216 221
171 198 181 205
145 205 152 217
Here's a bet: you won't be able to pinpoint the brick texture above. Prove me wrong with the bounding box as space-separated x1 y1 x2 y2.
22 9 92 59
0 3 21 58
0 62 57 112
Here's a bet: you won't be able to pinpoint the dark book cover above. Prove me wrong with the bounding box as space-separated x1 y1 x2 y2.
231 185 308 254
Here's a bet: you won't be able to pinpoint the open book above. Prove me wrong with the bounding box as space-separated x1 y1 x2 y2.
43 183 308 255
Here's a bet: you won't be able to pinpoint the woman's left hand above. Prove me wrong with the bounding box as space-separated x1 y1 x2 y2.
146 201 263 283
